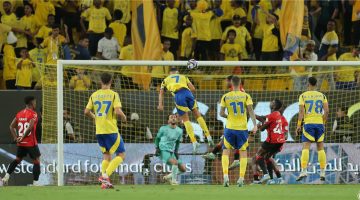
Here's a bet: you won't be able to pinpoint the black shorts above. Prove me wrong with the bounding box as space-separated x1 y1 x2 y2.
261 142 283 156
209 39 221 53
16 146 41 160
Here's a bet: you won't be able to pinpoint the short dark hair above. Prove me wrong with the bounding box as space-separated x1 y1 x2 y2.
100 73 112 85
274 99 283 111
170 67 178 72
114 9 123 20
52 24 60 29
105 27 113 34
226 75 233 81
24 96 35 105
231 75 241 86
227 29 237 37
308 77 317 86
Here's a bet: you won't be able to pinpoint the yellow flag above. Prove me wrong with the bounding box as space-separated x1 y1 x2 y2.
280 0 304 60
131 0 162 90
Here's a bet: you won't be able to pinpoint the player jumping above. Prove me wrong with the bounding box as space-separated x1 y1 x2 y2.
84 73 127 189
158 67 214 153
220 75 257 187
155 114 186 185
296 77 329 182
253 99 286 184
202 75 244 169
2 96 41 186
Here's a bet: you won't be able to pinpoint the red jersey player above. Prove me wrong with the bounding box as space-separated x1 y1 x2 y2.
252 99 286 184
202 75 245 169
1 96 41 186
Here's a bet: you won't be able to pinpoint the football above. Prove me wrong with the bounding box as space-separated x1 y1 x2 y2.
187 59 198 70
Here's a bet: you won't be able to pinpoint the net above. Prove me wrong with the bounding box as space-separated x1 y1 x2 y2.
41 60 360 186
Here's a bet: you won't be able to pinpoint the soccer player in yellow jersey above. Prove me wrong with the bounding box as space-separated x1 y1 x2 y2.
84 73 127 189
296 77 329 182
220 75 257 187
158 68 214 153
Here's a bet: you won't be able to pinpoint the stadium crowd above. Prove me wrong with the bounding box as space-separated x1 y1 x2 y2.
0 0 360 91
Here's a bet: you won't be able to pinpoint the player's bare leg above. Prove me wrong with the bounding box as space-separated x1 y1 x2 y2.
1 157 23 185
255 148 271 183
237 150 247 187
221 149 230 187
316 142 326 181
297 142 311 181
251 156 261 184
192 108 214 147
180 113 200 153
267 157 284 184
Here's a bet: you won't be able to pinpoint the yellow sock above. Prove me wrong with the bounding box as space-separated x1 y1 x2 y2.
301 149 309 170
106 156 123 177
184 121 197 143
196 117 210 137
221 155 229 175
239 157 247 178
318 150 326 169
101 160 110 174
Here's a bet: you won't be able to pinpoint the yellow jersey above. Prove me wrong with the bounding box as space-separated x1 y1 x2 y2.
151 51 174 78
33 0 55 26
69 75 91 91
220 91 253 130
1 13 17 27
81 6 112 33
86 89 122 134
262 24 279 52
0 23 11 50
352 0 360 22
299 91 328 124
113 0 131 23
161 74 191 93
253 0 272 39
220 43 242 61
222 25 251 59
180 27 196 58
41 35 66 64
16 59 33 87
161 7 179 39
109 21 127 47
191 11 213 41
29 47 46 82
220 0 232 21
336 53 360 82
3 44 17 81
119 44 135 77
36 25 52 39
210 15 222 40
319 31 338 61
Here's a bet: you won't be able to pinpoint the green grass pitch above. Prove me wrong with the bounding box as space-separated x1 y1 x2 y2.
1 185 359 200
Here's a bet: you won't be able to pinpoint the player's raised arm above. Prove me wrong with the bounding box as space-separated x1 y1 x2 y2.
115 107 127 122
187 81 196 93
247 105 257 133
158 88 165 111
9 117 17 142
256 115 266 123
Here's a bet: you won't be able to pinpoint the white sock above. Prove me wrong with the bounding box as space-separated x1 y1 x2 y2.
4 173 10 180
102 173 108 179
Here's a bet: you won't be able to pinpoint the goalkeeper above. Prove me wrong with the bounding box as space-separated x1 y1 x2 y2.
155 114 186 185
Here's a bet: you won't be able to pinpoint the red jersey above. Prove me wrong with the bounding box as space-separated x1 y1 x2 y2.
281 115 289 135
264 111 286 144
15 108 38 147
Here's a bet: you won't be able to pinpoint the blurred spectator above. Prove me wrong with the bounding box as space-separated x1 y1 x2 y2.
96 27 120 60
180 15 196 60
332 107 355 143
80 0 112 56
314 0 339 41
32 0 56 27
208 0 223 60
2 32 17 89
35 14 55 40
342 0 353 46
335 46 360 90
151 40 174 89
69 69 91 91
1 1 20 56
109 9 127 48
230 0 247 21
119 36 139 89
64 108 76 143
74 36 91 60
21 4 37 50
317 19 338 90
29 37 45 89
16 48 35 90
62 1 80 44
221 15 253 60
120 112 149 142
191 0 213 60
41 24 70 64
220 29 241 61
113 0 131 30
351 0 360 46
260 14 280 62
161 0 179 59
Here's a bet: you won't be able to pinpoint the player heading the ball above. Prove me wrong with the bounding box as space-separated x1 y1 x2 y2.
220 75 257 187
158 67 214 153
84 73 127 189
296 77 329 182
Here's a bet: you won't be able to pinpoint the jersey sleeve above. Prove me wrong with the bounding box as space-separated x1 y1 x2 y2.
105 8 112 20
245 94 253 106
298 94 304 105
323 94 328 103
220 45 226 54
185 76 191 84
113 93 122 108
220 94 226 107
160 78 167 90
86 95 93 110
81 8 90 18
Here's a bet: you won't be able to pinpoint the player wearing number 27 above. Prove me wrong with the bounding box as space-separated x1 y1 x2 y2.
296 77 329 182
84 73 127 189
2 96 40 186
220 76 257 187
158 67 214 153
